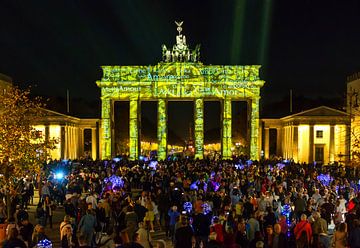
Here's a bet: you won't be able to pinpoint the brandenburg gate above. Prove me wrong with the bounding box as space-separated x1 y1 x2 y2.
97 22 264 161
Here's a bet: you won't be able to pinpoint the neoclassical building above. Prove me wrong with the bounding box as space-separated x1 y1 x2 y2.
0 76 100 160
262 106 350 164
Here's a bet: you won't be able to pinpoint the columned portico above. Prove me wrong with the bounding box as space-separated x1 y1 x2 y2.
250 97 260 159
157 99 167 160
97 22 265 160
194 99 204 159
101 98 112 158
222 98 232 159
129 98 139 160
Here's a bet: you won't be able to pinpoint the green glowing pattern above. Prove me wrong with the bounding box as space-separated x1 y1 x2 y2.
129 99 139 160
101 98 111 158
194 99 204 159
97 62 264 160
222 99 232 159
157 99 167 160
250 97 260 159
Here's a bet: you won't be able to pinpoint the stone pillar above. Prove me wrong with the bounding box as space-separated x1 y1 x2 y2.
129 98 139 161
101 98 112 159
292 125 299 161
222 98 232 159
264 128 270 158
60 125 65 159
194 99 204 159
276 127 282 156
250 98 260 160
78 128 84 158
90 128 96 160
345 124 351 163
330 124 335 163
309 125 314 163
157 99 167 160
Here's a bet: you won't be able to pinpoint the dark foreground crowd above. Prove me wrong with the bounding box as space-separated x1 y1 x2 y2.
2 157 360 248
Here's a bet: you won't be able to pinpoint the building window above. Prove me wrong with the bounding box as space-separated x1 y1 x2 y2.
316 130 323 138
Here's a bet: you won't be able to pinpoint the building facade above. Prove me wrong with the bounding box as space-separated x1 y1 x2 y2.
262 106 350 164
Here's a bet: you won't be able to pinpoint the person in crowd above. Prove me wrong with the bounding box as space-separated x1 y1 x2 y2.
333 222 348 248
192 206 211 248
36 202 46 226
31 224 49 247
144 196 155 232
125 205 138 243
19 218 34 247
273 223 288 248
210 216 224 244
208 232 222 248
348 219 360 248
312 211 328 245
247 212 260 242
235 218 249 247
2 228 27 248
294 214 312 248
136 221 151 248
174 215 194 248
168 205 180 241
60 215 73 244
6 217 18 239
96 227 116 248
78 209 97 247
44 195 54 228
40 181 51 202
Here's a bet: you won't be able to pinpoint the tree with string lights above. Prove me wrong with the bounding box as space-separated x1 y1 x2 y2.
0 85 56 217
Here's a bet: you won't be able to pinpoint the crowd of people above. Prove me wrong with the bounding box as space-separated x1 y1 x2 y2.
1 156 360 248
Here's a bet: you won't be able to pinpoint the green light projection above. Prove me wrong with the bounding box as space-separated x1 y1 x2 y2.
97 23 265 161
222 99 232 159
129 99 139 160
250 97 260 159
97 64 264 161
157 99 167 160
194 99 204 159
101 98 111 158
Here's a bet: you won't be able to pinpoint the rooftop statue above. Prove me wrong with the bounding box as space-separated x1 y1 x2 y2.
162 21 200 63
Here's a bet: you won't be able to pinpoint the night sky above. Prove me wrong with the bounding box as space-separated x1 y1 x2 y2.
1 0 360 140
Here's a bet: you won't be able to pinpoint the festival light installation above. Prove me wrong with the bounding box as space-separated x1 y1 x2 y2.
37 239 52 248
183 201 193 213
104 175 124 190
97 21 264 160
317 173 333 186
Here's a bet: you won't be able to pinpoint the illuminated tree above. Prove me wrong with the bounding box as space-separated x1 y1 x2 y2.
0 86 56 217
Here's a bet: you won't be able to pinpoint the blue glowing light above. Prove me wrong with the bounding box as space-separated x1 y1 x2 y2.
190 181 199 191
37 239 52 248
183 202 193 213
202 203 211 215
317 174 333 186
276 163 285 170
104 175 124 190
112 157 121 162
54 172 64 180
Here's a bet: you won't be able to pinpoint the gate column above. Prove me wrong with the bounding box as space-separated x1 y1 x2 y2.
250 97 260 160
129 98 139 160
157 99 167 160
101 98 112 159
222 98 232 159
194 99 204 159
